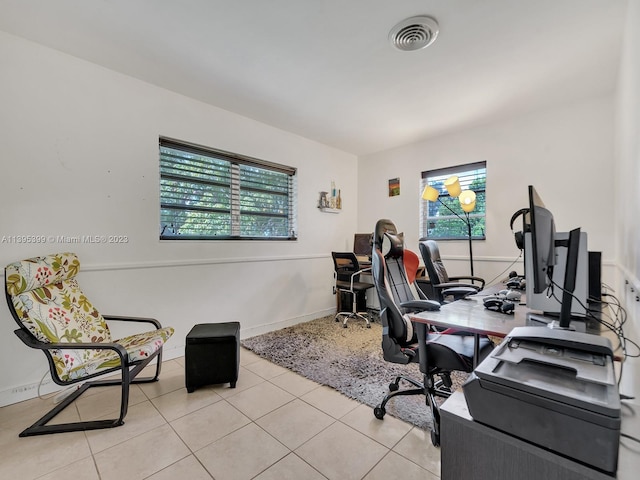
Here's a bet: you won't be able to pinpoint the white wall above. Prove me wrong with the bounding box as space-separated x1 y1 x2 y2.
358 96 617 288
2 0 638 406
0 31 358 405
614 0 640 356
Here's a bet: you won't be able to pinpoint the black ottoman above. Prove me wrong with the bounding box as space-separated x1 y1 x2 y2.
185 322 240 392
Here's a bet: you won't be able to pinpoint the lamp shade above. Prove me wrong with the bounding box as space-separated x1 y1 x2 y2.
444 176 462 197
461 200 476 213
421 185 440 202
459 190 476 212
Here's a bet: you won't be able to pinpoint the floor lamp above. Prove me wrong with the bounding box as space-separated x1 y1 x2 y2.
422 176 477 276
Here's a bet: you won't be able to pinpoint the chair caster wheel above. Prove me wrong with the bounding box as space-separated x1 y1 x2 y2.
374 406 386 420
430 429 440 447
389 382 399 392
343 324 348 328
366 324 371 328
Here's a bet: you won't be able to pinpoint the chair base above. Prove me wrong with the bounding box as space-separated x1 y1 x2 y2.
19 351 162 437
373 372 453 447
335 311 371 328
374 375 424 420
424 373 454 447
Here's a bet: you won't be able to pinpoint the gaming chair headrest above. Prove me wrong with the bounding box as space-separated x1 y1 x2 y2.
383 232 404 259
373 219 405 259
373 218 397 250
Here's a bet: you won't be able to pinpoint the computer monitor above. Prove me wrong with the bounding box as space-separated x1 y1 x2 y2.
353 233 373 259
525 185 586 330
527 185 556 294
525 231 588 319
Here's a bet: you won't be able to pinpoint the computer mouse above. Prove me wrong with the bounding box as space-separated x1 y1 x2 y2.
506 278 525 290
498 289 522 302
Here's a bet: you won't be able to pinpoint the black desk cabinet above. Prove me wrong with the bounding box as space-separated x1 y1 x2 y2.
440 391 639 480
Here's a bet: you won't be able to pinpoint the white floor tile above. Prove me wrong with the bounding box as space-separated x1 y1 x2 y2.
295 422 389 480
195 423 289 480
1 353 439 480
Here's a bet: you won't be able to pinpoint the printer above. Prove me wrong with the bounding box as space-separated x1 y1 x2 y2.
463 326 620 474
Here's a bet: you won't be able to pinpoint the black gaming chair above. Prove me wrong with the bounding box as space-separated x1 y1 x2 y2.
371 219 493 446
418 239 485 303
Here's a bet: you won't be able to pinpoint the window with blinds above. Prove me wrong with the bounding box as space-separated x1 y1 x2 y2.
160 137 297 240
420 161 487 240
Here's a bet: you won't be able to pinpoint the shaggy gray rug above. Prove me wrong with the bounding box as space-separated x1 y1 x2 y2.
241 316 467 430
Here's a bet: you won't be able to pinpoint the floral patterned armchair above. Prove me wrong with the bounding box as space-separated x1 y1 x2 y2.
4 252 174 437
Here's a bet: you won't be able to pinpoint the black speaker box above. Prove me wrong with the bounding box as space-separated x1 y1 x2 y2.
588 251 602 302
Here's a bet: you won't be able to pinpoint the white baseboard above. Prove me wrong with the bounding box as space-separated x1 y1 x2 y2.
0 375 60 407
240 309 335 339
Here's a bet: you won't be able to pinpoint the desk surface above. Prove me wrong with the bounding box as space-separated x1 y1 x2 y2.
427 288 639 478
409 293 527 338
409 289 603 339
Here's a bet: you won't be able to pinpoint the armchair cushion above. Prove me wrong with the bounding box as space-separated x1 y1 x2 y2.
6 252 173 382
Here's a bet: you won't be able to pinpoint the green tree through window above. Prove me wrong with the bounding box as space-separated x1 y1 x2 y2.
420 162 486 240
160 138 297 240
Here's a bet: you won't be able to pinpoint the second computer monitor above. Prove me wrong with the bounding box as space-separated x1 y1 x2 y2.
353 233 373 259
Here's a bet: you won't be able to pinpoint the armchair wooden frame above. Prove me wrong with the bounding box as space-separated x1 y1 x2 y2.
7 297 166 437
4 252 173 437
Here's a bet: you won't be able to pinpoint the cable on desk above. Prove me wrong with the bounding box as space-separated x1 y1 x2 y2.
483 251 523 289
620 432 640 444
546 281 640 388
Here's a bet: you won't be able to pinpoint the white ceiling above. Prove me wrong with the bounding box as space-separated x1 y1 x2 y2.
0 0 629 155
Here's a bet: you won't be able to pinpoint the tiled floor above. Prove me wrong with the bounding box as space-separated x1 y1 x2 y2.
0 348 441 480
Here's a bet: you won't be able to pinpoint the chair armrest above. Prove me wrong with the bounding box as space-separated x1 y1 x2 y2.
437 281 482 291
13 328 129 358
399 299 441 312
441 286 478 300
13 328 133 386
347 267 372 290
448 276 485 289
102 315 162 329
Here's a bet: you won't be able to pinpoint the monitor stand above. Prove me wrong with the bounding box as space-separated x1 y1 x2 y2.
526 312 587 333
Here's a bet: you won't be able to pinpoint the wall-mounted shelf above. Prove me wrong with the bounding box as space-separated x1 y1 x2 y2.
318 207 340 214
318 184 341 212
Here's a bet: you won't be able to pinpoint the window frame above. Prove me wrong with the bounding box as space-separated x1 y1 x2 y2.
420 161 487 241
159 137 297 241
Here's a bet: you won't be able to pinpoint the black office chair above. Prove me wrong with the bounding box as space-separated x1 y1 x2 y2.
331 252 374 328
418 239 485 303
372 219 493 446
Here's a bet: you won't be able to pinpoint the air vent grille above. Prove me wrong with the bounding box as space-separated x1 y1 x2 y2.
389 16 439 52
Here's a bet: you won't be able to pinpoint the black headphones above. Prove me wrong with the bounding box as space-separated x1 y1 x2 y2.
505 271 526 290
483 296 515 314
509 208 529 250
506 277 526 290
